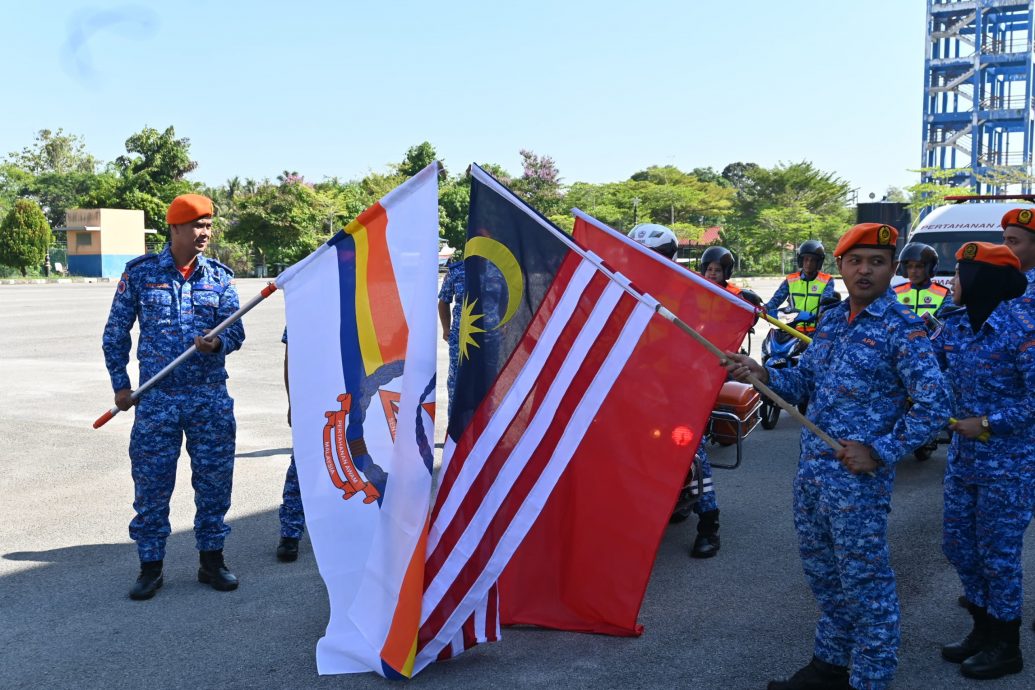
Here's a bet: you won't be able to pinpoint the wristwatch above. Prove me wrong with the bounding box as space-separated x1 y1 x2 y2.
980 416 990 430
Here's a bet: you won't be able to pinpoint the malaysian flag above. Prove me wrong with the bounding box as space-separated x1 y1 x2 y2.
413 166 663 670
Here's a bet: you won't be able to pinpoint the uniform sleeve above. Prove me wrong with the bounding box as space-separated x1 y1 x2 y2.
870 325 951 465
215 278 245 355
102 274 137 392
764 280 789 313
438 270 456 303
986 332 1035 435
821 279 836 301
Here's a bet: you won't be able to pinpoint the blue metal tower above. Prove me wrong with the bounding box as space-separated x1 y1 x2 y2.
922 0 1035 192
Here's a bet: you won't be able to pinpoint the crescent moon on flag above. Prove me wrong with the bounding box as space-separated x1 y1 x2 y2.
464 236 523 328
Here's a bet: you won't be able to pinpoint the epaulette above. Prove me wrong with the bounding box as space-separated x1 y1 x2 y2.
204 257 235 277
1009 299 1035 334
891 300 924 325
124 253 159 271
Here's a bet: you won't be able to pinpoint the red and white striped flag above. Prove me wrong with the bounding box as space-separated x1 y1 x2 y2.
417 255 657 667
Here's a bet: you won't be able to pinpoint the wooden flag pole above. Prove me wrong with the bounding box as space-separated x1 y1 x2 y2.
761 312 812 344
92 282 279 429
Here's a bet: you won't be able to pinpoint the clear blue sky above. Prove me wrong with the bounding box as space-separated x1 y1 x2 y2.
2 1 927 199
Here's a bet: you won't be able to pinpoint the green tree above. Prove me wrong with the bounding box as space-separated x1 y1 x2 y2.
226 180 326 267
563 166 733 240
724 161 851 273
90 125 199 232
0 199 52 276
397 141 442 178
8 128 97 175
437 163 515 255
439 178 470 253
28 170 115 228
513 149 563 216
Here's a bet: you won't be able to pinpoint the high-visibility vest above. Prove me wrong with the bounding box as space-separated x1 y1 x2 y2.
786 271 832 314
895 281 948 316
785 271 832 333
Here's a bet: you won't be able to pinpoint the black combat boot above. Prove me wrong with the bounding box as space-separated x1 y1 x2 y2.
767 655 851 690
198 549 239 591
960 616 1023 679
691 509 720 558
942 599 988 663
276 536 299 563
129 560 164 600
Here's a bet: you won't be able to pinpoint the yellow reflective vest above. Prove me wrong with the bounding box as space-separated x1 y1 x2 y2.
894 281 949 316
786 271 832 313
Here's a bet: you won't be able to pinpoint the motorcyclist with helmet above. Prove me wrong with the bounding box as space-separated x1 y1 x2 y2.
699 245 764 311
894 242 950 319
894 242 951 462
765 240 836 333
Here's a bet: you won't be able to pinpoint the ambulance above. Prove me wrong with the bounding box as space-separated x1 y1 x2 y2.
905 195 1035 288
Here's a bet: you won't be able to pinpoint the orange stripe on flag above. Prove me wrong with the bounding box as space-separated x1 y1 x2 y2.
358 204 408 364
380 516 430 677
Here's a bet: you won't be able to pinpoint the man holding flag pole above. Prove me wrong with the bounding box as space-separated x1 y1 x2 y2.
726 223 950 690
101 193 247 600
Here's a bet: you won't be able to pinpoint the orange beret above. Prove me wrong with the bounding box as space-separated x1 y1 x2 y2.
166 194 214 225
1000 207 1035 232
955 241 1022 270
833 223 898 257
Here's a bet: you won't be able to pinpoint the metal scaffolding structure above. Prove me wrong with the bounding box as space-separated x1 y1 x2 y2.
921 0 1035 192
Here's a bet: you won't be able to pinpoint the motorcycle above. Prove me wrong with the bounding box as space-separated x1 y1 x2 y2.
758 294 841 430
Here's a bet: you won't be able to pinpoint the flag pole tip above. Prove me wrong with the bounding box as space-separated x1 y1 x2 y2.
93 408 116 429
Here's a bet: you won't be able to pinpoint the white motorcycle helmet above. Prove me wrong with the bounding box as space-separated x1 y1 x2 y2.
629 223 677 259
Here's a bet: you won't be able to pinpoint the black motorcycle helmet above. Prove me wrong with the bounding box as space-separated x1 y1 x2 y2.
796 240 826 270
897 242 938 278
699 246 735 280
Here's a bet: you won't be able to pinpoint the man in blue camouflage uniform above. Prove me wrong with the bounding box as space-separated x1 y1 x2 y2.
276 327 305 562
437 258 465 414
1000 208 1035 302
1000 209 1035 636
935 242 1034 680
727 223 950 690
102 194 245 600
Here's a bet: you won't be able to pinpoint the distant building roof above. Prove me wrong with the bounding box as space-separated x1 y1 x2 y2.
679 226 722 248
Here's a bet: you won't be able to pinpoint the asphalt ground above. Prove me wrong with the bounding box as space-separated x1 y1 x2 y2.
2 277 1034 689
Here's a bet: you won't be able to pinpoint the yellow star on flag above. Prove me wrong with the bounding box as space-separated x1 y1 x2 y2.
458 294 485 362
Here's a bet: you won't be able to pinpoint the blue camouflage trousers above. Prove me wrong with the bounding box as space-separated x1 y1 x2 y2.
691 444 718 515
279 455 306 539
128 385 236 562
943 473 1034 621
794 475 899 690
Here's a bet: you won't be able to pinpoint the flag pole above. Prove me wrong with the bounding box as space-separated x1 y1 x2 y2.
92 282 279 429
761 312 812 344
469 166 843 454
